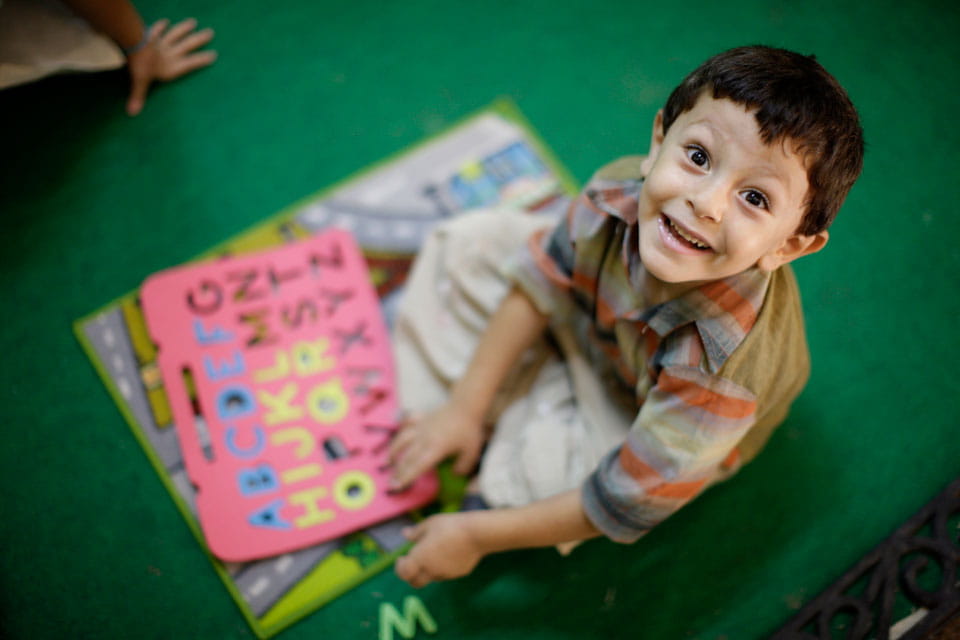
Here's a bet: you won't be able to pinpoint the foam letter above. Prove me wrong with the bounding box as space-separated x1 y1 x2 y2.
258 383 303 425
192 319 234 345
270 427 316 459
379 596 437 640
203 351 246 381
254 350 290 383
237 464 280 496
332 470 376 511
253 339 335 383
281 299 318 329
289 487 335 528
225 425 266 458
239 308 280 348
227 268 266 302
186 279 223 315
305 378 349 424
217 385 257 420
281 463 323 485
291 339 335 376
248 500 291 530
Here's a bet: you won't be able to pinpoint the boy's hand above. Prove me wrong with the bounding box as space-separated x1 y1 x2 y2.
387 402 485 490
126 18 217 116
395 490 601 588
395 513 484 588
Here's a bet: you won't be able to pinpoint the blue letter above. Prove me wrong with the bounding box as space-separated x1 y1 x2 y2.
225 425 266 459
192 319 234 345
203 351 246 381
237 464 279 496
216 384 256 420
248 500 291 530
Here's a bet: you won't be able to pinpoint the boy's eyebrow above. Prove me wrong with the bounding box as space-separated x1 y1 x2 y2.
685 119 721 140
685 119 803 196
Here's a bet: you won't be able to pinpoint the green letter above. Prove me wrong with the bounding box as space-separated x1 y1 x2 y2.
379 596 437 640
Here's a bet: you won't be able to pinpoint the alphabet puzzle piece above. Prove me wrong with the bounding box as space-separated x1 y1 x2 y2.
141 231 438 561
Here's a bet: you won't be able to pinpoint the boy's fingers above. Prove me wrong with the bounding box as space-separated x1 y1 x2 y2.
395 556 417 583
161 17 199 45
402 443 448 486
148 18 169 40
390 439 444 488
167 50 218 79
391 453 426 489
169 28 215 56
397 545 433 588
402 522 426 542
126 75 149 116
408 571 430 589
387 427 415 458
452 447 477 475
398 412 422 428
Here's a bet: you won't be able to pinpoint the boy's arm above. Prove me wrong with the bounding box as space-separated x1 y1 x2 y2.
396 488 600 588
388 286 549 489
62 0 146 50
62 0 216 115
450 284 550 423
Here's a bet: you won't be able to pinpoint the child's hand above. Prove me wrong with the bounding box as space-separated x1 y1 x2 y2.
387 402 485 490
126 18 217 116
395 513 484 588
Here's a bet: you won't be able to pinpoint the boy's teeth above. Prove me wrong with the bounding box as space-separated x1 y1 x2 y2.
670 218 708 248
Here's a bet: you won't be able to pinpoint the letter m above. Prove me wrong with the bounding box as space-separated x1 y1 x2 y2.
379 596 437 640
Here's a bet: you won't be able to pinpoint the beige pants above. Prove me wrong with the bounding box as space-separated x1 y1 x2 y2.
392 208 632 509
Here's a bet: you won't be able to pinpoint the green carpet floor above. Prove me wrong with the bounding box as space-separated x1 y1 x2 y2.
2 1 958 638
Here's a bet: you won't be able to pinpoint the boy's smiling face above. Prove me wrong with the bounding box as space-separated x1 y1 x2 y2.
637 93 828 303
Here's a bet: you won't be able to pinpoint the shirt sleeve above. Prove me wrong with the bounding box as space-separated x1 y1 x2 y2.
505 174 626 319
581 364 758 543
504 211 574 318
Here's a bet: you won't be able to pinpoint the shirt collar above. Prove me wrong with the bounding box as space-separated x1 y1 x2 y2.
587 176 772 371
640 268 771 370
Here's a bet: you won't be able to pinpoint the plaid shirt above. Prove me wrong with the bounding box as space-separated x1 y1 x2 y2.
509 157 811 543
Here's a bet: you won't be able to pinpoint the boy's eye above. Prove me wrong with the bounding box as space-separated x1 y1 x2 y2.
685 145 709 168
743 189 769 209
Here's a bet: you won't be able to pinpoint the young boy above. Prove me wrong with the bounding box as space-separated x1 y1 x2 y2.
388 45 864 588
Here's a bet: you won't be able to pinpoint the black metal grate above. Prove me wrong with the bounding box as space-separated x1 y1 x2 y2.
772 477 960 640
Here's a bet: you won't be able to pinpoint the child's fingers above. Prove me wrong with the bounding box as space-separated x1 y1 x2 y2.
387 425 414 455
387 431 418 468
399 411 422 427
169 28 215 56
395 555 418 584
167 50 218 80
398 563 430 588
126 74 149 116
160 17 199 45
396 538 434 588
148 18 169 41
390 450 429 489
402 522 426 542
387 414 423 452
408 570 431 589
451 443 479 476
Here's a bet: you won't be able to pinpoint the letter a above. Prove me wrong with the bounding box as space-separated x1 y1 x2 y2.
248 500 291 530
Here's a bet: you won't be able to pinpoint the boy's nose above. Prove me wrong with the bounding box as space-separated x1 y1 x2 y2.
688 180 726 223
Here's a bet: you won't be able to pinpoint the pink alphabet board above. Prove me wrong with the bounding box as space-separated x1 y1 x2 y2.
140 231 438 562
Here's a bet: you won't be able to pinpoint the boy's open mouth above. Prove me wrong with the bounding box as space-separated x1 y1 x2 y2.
661 214 712 251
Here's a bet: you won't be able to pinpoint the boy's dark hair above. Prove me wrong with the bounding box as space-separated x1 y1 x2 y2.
662 45 864 235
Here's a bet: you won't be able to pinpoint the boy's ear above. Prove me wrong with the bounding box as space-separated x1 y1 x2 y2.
639 109 666 176
757 230 829 272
